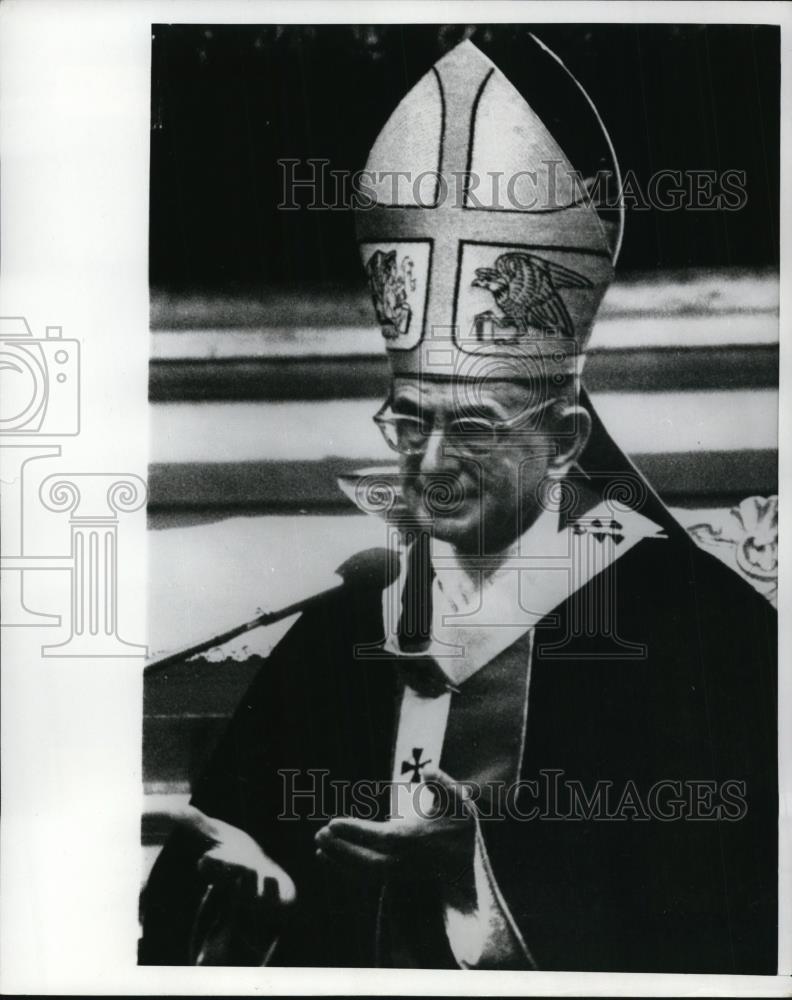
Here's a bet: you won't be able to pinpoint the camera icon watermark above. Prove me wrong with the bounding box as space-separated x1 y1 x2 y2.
0 317 80 435
0 315 145 656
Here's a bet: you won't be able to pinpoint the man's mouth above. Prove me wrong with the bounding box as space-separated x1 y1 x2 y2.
407 477 480 518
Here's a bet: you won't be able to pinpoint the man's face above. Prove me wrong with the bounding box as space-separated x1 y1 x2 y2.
390 377 571 554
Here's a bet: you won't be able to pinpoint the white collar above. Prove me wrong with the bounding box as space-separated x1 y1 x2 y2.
381 500 664 686
429 504 564 615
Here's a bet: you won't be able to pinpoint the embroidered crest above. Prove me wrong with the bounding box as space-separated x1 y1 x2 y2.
471 251 593 342
571 517 625 545
365 249 416 341
687 495 778 605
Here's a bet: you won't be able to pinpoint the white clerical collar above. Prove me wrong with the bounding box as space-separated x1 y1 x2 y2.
381 497 665 687
429 504 564 616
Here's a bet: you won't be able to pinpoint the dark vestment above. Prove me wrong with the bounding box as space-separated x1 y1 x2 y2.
140 525 778 973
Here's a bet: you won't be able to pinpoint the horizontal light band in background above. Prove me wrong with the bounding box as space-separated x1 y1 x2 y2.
150 269 779 334
149 390 777 464
150 313 778 363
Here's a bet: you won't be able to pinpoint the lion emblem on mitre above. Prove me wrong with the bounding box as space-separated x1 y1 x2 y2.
365 249 414 341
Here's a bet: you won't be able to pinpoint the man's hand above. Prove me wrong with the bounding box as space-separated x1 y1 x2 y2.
146 802 296 907
314 768 476 889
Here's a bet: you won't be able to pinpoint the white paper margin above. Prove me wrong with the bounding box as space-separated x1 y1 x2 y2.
0 0 789 995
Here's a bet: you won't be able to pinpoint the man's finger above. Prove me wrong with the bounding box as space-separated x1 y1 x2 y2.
266 868 297 907
420 766 469 799
315 827 394 869
420 767 473 816
325 816 399 848
196 852 257 896
319 837 393 870
145 802 225 843
196 847 297 906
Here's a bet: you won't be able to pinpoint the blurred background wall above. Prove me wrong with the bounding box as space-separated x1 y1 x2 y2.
144 24 779 832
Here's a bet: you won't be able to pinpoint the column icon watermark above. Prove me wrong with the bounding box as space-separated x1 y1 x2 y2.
0 316 146 657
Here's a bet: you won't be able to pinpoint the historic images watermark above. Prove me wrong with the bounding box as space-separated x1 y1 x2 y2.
278 160 748 212
0 316 146 656
278 769 749 823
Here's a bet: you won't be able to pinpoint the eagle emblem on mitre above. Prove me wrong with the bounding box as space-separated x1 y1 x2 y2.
471 251 593 342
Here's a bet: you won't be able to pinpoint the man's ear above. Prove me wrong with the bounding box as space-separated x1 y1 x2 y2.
547 405 591 472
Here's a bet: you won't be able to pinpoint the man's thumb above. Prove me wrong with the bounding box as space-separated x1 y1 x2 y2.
420 767 473 814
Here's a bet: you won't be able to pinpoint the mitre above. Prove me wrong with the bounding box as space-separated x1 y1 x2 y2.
355 38 619 383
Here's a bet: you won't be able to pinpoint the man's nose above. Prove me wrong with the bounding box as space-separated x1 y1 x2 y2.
419 429 450 474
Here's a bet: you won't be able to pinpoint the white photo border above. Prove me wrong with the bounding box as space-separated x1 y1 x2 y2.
0 0 789 995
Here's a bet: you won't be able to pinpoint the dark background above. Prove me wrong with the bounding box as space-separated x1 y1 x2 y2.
149 23 779 297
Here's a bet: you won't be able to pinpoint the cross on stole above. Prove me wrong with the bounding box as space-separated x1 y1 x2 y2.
356 55 613 342
401 747 432 783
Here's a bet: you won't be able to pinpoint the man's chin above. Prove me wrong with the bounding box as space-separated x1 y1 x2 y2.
403 493 529 554
401 489 484 545
421 509 482 548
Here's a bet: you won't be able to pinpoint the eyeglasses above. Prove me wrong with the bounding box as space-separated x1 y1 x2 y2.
373 395 559 457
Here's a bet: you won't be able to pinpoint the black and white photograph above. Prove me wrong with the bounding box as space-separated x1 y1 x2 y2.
141 20 780 974
0 3 788 995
